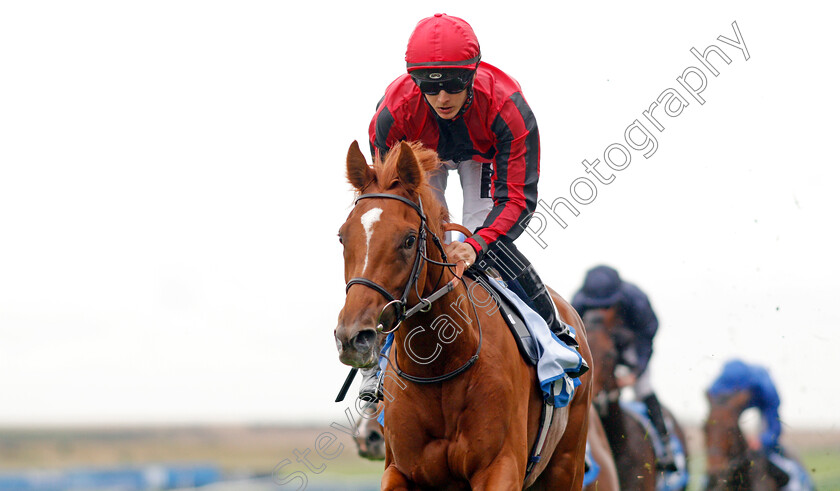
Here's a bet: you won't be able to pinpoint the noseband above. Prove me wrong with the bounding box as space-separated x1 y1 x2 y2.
344 192 482 384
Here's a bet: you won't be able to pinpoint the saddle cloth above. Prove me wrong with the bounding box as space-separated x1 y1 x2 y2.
583 441 600 487
622 401 690 491
479 274 584 407
768 451 815 491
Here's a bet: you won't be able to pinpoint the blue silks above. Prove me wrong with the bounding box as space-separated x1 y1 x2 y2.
582 441 600 487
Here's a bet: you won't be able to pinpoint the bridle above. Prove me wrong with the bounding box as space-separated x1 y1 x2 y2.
344 192 483 384
345 193 435 334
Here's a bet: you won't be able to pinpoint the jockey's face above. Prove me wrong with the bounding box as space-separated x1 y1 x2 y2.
424 89 468 120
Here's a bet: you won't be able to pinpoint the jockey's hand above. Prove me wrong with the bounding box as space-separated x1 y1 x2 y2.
614 364 637 388
747 435 761 451
445 241 477 271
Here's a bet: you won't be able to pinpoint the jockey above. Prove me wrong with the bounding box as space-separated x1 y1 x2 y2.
571 264 677 471
359 13 586 401
707 359 782 454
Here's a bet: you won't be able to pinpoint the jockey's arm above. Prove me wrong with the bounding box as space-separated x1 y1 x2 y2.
757 374 783 452
621 284 659 375
368 96 406 162
463 96 539 261
760 405 782 452
633 337 654 375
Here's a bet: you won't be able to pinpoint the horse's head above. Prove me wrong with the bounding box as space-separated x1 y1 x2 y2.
583 307 634 396
334 141 447 368
353 400 386 461
703 389 752 490
582 308 620 397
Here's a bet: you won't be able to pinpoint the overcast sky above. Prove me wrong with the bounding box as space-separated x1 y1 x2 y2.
1 1 838 430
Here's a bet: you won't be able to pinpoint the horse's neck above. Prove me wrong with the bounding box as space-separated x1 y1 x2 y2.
730 412 748 455
392 275 479 376
730 424 761 488
732 426 749 462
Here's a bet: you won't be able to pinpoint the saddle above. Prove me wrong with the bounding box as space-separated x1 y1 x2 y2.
466 269 579 366
468 269 539 365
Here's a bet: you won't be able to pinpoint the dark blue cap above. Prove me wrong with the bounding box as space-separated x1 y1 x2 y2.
577 265 623 308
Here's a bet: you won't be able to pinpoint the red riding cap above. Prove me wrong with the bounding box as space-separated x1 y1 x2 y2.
405 13 481 73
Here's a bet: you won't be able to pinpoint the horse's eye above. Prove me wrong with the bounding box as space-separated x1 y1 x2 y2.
337 233 343 245
403 235 416 249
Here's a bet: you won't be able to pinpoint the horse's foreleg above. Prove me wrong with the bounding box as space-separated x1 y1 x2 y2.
468 453 522 491
381 463 412 491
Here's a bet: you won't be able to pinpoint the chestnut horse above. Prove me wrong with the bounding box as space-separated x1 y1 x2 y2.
354 401 620 491
704 390 812 491
335 141 594 489
584 308 689 491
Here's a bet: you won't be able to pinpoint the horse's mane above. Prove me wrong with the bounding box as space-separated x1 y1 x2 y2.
367 141 450 238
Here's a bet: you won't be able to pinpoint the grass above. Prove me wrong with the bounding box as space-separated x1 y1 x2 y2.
802 448 840 489
0 425 837 489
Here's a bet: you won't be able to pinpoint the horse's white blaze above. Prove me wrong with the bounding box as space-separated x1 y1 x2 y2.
360 207 383 274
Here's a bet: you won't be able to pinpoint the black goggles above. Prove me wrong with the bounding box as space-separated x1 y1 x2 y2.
411 69 475 95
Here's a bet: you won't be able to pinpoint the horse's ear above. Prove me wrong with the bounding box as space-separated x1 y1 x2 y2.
396 141 423 195
346 141 375 191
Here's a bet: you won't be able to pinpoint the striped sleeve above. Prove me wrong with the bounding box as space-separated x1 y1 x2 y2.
465 92 539 256
369 97 402 160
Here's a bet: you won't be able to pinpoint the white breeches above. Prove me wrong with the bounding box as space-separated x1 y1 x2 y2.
427 159 494 235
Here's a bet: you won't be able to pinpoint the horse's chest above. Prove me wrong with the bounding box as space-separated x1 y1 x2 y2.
390 437 474 489
384 367 525 487
388 415 493 488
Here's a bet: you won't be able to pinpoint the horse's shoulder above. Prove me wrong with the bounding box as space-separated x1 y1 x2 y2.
547 287 580 322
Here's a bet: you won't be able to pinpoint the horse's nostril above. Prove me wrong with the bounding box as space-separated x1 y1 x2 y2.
368 431 382 443
352 329 377 352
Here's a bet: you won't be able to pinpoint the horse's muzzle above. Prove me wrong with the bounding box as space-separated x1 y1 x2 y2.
356 427 385 461
334 324 380 368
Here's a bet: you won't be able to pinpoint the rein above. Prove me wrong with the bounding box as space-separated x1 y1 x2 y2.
344 192 483 385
